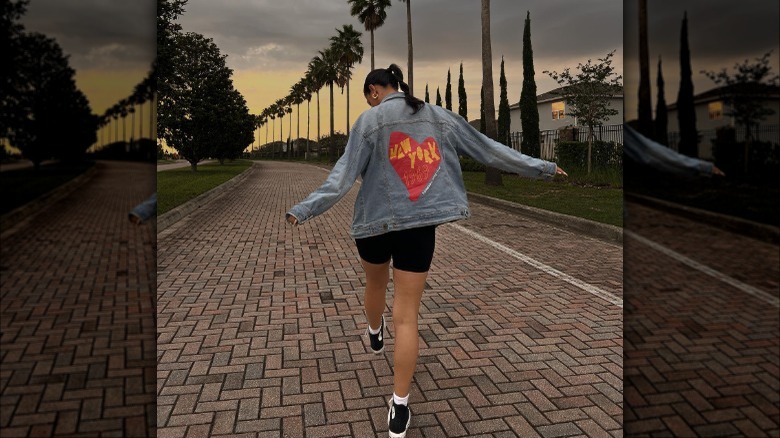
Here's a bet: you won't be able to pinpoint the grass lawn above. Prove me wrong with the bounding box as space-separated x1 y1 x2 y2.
157 159 179 164
0 161 95 215
157 159 253 215
462 171 623 227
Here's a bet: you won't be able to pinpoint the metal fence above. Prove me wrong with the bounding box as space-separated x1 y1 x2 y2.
667 124 780 152
509 124 623 160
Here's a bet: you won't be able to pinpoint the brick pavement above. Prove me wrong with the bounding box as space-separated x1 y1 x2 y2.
0 160 156 437
624 201 780 437
157 161 623 437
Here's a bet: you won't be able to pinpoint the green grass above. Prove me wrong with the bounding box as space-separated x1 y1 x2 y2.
462 171 623 227
0 161 94 215
157 160 253 215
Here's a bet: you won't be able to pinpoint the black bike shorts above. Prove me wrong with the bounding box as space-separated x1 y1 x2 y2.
355 225 437 273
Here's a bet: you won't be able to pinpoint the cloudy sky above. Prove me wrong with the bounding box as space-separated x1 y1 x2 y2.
623 0 779 121
176 0 623 140
20 0 156 118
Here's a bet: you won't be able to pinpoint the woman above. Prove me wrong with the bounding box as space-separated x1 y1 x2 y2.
286 64 566 438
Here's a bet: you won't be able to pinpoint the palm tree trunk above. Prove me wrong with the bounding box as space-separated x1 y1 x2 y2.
481 0 502 186
131 110 136 144
149 97 153 139
139 103 143 140
288 110 292 159
307 98 311 157
370 29 375 70
346 78 350 134
316 90 321 141
329 83 336 163
406 0 414 95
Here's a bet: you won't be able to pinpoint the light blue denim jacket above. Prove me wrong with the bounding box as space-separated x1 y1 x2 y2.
287 92 557 239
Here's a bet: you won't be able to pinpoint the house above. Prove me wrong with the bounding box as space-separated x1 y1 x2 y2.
666 83 780 159
507 86 623 158
509 86 624 133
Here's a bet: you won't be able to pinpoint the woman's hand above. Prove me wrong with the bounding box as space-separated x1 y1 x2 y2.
286 214 299 226
555 166 568 177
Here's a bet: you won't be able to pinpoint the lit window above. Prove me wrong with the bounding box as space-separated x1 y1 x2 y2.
708 101 723 120
551 101 565 120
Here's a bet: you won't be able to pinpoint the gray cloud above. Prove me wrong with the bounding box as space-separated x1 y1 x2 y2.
177 0 622 73
20 0 155 70
623 0 780 119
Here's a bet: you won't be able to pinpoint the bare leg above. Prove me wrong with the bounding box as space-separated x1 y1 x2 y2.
391 267 427 398
361 258 391 330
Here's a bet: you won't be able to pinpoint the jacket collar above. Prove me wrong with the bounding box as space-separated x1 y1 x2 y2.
380 91 405 104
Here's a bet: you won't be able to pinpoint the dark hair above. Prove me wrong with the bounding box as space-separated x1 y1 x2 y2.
363 64 425 114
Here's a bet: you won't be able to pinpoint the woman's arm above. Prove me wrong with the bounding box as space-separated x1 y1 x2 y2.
448 114 558 180
286 129 372 225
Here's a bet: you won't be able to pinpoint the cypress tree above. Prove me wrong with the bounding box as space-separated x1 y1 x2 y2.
445 68 452 110
480 85 486 133
458 63 468 120
519 11 540 157
655 57 669 146
497 56 511 146
435 87 442 106
637 0 654 137
676 11 698 157
424 84 430 103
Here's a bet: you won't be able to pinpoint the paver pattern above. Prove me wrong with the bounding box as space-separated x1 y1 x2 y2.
624 201 780 437
1 161 157 437
157 161 623 437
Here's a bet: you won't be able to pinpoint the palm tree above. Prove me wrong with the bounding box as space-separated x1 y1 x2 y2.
276 98 286 157
285 98 293 158
290 81 306 145
302 74 314 157
348 0 391 70
330 24 364 133
308 55 327 142
316 48 341 162
399 0 414 95
481 0 502 186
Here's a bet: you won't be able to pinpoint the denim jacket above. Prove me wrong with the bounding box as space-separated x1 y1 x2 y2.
287 92 557 239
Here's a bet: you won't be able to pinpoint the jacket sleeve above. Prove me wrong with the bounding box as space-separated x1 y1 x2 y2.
448 114 557 180
624 125 713 176
286 128 372 224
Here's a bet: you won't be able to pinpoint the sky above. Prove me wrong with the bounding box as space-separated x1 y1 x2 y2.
623 0 780 121
19 0 156 147
176 0 624 145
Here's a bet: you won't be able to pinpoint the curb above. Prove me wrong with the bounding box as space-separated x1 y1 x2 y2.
466 192 623 245
1 163 98 239
157 162 257 232
626 192 780 245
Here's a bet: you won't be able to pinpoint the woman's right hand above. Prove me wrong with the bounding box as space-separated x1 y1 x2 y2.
286 214 299 226
555 166 568 177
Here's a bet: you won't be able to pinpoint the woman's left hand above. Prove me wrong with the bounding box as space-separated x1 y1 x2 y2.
555 166 568 177
286 214 299 226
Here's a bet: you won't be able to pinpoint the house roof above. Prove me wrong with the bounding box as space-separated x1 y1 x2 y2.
667 83 780 111
509 85 624 109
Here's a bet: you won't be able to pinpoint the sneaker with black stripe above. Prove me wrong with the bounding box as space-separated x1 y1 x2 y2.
387 399 411 438
366 315 385 353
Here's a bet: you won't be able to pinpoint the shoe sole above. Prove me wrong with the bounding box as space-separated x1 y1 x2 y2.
387 399 411 438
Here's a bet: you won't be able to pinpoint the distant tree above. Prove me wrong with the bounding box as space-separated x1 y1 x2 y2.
347 0 390 70
655 57 668 146
637 0 653 138
2 0 30 146
676 11 697 158
158 32 242 171
458 63 468 120
7 32 97 168
481 0 501 186
519 11 540 157
436 87 442 106
497 56 511 147
702 51 780 172
212 87 255 164
544 50 622 174
445 68 453 111
424 84 429 103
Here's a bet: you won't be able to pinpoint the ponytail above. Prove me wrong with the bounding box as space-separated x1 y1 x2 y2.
364 64 425 114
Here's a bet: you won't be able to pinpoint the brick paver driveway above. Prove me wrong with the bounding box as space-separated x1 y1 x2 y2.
1 160 156 436
157 161 623 437
624 201 779 437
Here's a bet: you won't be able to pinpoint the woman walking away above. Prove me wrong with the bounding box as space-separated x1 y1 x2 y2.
286 64 566 438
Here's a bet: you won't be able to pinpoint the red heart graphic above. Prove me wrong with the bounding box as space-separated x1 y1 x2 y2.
388 132 442 201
